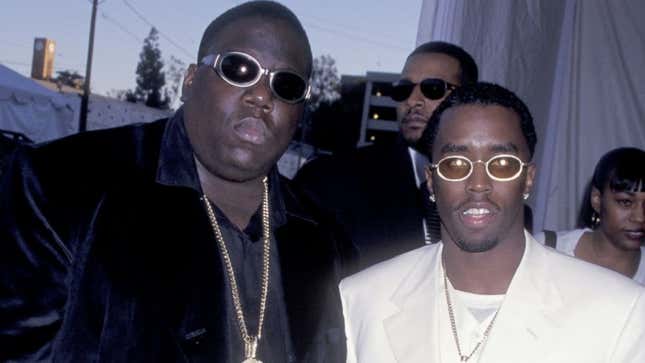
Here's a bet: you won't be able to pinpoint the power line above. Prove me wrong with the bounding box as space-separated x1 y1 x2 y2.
305 22 409 52
100 10 143 43
121 0 193 61
300 13 404 45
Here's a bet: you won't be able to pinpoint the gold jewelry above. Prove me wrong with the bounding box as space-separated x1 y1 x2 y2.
442 258 498 362
202 177 270 363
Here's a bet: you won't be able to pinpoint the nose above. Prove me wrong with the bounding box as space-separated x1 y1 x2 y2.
630 200 645 224
405 84 425 109
243 76 274 114
466 161 492 195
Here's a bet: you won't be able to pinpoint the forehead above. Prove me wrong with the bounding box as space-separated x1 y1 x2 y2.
207 17 308 74
401 52 461 84
434 104 528 156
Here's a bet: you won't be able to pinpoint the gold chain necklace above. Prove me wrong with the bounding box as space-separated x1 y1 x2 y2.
202 177 270 363
442 259 499 362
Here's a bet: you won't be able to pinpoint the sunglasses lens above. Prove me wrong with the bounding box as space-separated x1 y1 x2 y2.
220 53 260 85
272 72 307 102
390 81 415 102
438 157 471 180
488 156 522 180
420 79 447 100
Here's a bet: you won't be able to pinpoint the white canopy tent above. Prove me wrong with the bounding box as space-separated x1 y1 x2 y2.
417 0 645 232
0 64 76 142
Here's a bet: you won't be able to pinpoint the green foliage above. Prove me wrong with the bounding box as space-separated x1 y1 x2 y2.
308 54 340 112
134 27 170 109
54 70 84 89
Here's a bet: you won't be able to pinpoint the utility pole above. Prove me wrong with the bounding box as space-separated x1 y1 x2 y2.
79 0 98 132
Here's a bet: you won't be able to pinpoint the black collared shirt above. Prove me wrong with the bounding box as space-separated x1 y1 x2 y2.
157 109 295 363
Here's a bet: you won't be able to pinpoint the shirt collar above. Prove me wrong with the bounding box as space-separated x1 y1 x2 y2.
156 107 287 228
156 107 201 191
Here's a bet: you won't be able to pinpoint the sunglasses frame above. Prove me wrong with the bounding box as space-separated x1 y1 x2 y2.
429 154 530 182
390 78 458 102
201 52 311 104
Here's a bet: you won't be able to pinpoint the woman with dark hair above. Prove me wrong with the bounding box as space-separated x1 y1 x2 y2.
536 147 645 283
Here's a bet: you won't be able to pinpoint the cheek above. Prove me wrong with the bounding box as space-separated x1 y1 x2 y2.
396 104 407 119
422 99 442 115
273 104 301 139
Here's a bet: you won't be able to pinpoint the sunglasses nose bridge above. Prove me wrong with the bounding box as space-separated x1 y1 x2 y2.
466 160 493 193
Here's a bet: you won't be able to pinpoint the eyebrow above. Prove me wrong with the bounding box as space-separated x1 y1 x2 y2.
438 143 520 154
489 143 520 153
439 143 468 154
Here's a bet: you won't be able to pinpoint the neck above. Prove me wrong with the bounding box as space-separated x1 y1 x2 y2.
442 233 525 295
195 157 265 230
577 230 641 278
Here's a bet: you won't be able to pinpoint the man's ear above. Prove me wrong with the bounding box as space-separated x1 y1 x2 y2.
523 163 537 197
425 166 434 196
590 186 602 214
181 64 198 102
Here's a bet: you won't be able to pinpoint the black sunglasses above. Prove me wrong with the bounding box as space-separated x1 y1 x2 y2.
200 51 311 104
390 78 458 102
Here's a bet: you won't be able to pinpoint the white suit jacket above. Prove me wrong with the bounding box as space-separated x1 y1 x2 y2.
339 231 645 363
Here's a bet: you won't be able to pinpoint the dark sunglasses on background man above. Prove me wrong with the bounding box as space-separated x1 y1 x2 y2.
200 51 310 104
390 78 458 102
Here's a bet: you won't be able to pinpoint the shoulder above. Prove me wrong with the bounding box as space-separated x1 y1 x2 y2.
26 119 167 175
340 244 438 301
534 228 587 252
534 239 644 301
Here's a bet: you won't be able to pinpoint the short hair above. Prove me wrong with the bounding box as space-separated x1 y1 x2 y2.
592 147 645 193
577 147 645 228
197 1 312 75
417 82 537 159
408 41 479 85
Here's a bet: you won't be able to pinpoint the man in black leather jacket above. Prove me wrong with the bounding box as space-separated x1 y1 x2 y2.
0 2 355 362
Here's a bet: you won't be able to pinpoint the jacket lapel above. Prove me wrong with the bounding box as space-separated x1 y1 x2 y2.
479 232 564 363
383 244 443 363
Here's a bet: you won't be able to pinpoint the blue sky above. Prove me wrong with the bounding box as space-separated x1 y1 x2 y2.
1 0 422 95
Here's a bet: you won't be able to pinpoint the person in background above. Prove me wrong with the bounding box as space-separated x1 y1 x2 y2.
294 41 478 269
536 147 645 284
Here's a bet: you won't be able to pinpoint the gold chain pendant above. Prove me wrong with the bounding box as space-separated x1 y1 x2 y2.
203 177 271 363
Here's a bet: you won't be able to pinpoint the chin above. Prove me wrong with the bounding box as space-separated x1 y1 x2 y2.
454 237 499 253
401 131 421 145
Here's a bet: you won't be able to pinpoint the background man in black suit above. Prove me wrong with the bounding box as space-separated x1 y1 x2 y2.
0 2 353 362
294 41 478 269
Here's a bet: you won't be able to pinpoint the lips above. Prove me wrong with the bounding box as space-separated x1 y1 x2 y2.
401 113 428 129
624 229 644 242
232 117 268 145
458 202 498 228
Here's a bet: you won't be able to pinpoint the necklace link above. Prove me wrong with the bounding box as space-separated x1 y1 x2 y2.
202 177 271 362
442 257 499 362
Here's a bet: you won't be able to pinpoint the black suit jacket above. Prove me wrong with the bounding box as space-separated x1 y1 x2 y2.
293 138 436 269
0 115 354 362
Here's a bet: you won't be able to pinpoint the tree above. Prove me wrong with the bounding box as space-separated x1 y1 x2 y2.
308 54 341 112
134 27 170 109
164 56 186 109
54 70 84 90
298 55 342 149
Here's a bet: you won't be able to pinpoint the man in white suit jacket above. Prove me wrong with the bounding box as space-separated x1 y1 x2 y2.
340 83 645 363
